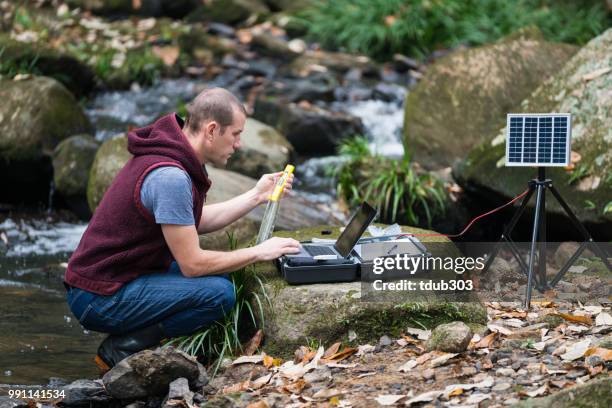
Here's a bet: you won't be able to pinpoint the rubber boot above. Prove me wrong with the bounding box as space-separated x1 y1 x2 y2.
95 323 165 372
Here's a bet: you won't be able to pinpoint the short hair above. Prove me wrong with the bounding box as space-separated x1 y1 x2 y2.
184 87 246 134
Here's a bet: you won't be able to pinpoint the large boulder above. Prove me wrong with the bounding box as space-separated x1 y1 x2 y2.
0 76 92 204
0 34 96 97
513 376 611 408
87 134 340 230
224 118 293 178
454 28 612 240
52 134 100 219
403 28 577 169
256 225 487 356
253 97 364 155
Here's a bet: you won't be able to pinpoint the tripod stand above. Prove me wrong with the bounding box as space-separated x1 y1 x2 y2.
482 167 611 309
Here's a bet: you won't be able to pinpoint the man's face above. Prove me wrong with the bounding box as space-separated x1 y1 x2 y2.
207 108 245 167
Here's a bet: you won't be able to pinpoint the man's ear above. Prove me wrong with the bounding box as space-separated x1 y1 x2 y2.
204 121 217 141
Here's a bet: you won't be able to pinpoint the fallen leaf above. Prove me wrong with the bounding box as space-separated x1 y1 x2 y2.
304 346 325 370
585 347 612 361
252 373 274 388
312 388 342 399
246 401 268 408
152 45 179 66
586 364 603 376
595 312 612 326
430 352 458 368
321 347 357 363
232 354 264 365
325 362 357 368
405 390 442 406
244 329 264 356
277 361 309 380
448 388 463 397
561 339 591 361
405 328 431 340
222 379 251 394
263 354 282 368
356 344 375 356
566 325 589 334
521 384 548 398
374 394 406 405
555 313 592 326
443 376 494 397
469 332 496 349
466 394 491 404
582 67 611 81
397 360 417 372
581 305 603 314
532 301 555 308
282 379 306 394
487 324 514 336
323 342 342 359
416 353 434 365
504 318 527 328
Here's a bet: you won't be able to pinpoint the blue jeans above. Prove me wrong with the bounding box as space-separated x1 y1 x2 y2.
65 262 236 337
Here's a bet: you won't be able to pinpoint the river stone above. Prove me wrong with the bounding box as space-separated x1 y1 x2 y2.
255 225 487 356
512 376 611 408
52 134 99 217
253 97 364 155
454 28 612 240
404 27 577 169
0 76 92 204
87 134 340 230
224 118 293 178
102 347 207 400
0 397 29 408
60 379 111 406
426 321 473 352
287 50 378 77
0 34 95 97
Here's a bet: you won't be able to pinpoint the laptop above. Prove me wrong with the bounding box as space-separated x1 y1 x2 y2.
285 202 377 265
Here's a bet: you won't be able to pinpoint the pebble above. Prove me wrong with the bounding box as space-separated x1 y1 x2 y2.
492 382 512 392
497 358 511 367
504 398 520 405
516 369 528 376
511 362 521 370
421 368 435 380
379 335 392 347
495 368 516 377
585 355 604 367
462 366 478 376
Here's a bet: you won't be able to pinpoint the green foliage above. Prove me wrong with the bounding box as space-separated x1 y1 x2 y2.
297 0 611 60
164 233 270 377
0 46 41 78
333 136 447 226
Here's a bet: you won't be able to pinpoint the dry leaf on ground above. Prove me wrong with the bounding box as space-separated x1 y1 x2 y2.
556 312 593 325
585 347 612 361
374 394 407 405
560 339 591 361
323 342 342 359
232 354 265 365
595 312 612 326
244 329 264 356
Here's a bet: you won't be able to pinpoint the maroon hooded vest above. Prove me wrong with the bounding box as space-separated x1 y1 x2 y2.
65 113 212 295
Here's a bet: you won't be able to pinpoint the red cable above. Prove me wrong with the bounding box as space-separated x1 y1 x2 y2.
396 189 530 239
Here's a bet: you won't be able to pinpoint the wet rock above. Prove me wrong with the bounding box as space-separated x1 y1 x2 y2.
260 76 337 103
52 134 100 219
553 242 594 268
251 30 301 59
102 347 208 400
224 118 293 178
379 335 392 347
60 379 112 406
426 321 473 353
253 97 364 155
287 50 377 77
0 76 92 204
162 378 194 408
406 27 577 168
0 34 95 97
481 257 527 290
454 28 612 240
0 397 29 408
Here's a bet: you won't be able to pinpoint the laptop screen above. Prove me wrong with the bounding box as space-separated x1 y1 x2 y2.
334 202 377 257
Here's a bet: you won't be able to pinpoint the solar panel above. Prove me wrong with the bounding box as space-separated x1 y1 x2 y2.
505 113 571 167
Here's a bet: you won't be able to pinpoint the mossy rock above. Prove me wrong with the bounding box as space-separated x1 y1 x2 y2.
224 118 293 178
87 133 131 212
254 225 487 357
0 76 92 203
454 28 612 239
53 134 100 198
0 33 95 97
403 27 577 169
512 376 611 408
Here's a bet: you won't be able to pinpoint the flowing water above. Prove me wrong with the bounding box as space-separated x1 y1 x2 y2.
0 77 407 385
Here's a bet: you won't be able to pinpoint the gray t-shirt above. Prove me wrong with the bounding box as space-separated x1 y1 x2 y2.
140 166 194 225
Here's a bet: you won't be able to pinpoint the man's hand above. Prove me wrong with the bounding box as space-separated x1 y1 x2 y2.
253 172 295 205
254 237 301 261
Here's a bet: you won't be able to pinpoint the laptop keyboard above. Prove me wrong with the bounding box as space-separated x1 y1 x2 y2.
304 245 336 256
